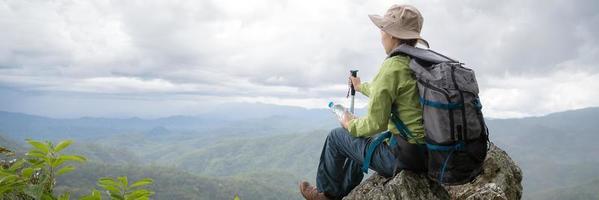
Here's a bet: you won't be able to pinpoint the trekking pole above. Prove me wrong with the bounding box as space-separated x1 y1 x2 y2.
349 70 358 114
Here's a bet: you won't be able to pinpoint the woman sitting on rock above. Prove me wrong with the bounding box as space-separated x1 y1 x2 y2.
300 4 429 200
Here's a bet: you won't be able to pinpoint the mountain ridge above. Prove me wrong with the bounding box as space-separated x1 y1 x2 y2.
2 105 599 199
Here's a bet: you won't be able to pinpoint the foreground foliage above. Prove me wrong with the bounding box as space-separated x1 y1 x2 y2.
0 139 154 200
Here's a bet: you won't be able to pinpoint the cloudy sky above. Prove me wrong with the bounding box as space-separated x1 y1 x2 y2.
0 0 597 118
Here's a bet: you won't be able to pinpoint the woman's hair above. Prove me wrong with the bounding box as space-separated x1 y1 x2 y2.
397 39 418 47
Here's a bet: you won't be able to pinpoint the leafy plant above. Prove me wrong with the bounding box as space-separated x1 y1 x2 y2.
79 177 154 200
26 140 87 196
0 159 28 198
79 189 102 200
0 139 154 200
96 177 154 200
0 139 86 199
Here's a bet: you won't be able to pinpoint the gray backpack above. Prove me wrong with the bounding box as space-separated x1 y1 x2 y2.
389 44 489 185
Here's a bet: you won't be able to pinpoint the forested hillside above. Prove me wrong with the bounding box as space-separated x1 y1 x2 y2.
56 162 298 200
2 104 599 199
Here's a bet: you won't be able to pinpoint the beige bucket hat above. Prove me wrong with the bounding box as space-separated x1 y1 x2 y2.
369 4 429 48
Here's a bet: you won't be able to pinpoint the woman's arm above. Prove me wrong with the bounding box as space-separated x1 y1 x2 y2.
350 76 371 97
345 59 400 137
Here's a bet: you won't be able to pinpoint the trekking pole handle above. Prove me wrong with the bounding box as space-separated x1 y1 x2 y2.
350 70 358 95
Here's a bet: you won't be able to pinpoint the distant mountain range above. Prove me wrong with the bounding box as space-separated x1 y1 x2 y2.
1 104 599 199
486 107 599 199
0 102 347 142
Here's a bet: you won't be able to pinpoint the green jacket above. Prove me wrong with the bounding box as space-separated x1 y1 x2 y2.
347 55 425 144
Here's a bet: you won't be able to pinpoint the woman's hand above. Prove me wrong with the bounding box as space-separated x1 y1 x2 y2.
349 76 361 93
341 111 356 130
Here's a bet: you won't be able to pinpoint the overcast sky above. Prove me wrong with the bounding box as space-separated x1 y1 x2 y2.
0 0 597 118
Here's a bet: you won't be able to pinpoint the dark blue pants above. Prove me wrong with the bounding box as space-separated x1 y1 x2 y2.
316 127 397 199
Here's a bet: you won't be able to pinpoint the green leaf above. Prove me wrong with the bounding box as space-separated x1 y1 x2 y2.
56 166 76 176
51 158 66 168
51 155 86 168
54 140 73 152
8 159 25 171
118 176 128 188
28 159 45 168
42 193 55 200
57 155 87 163
109 192 125 200
26 151 47 159
125 190 146 199
0 175 18 184
125 189 154 199
22 167 35 177
98 178 120 188
51 155 87 167
80 189 102 200
130 178 153 188
0 170 15 177
98 178 122 196
26 139 50 153
0 186 14 196
100 184 121 196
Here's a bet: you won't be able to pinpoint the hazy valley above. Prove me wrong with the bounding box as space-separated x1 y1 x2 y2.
2 103 599 199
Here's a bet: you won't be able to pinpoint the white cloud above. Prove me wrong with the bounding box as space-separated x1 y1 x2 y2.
0 0 597 118
480 69 599 118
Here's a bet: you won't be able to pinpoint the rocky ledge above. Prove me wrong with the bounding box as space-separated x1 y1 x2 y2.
343 143 522 200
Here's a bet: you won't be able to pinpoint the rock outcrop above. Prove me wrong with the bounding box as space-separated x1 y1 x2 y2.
343 143 522 200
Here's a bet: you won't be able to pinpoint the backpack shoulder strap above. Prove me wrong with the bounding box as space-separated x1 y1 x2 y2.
388 44 457 64
390 104 414 141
